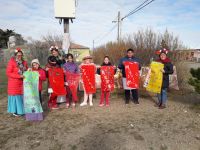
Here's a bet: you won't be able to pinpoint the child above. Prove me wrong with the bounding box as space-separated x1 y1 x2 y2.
79 56 96 106
97 56 115 107
30 59 46 104
46 56 67 109
155 49 173 109
63 53 80 108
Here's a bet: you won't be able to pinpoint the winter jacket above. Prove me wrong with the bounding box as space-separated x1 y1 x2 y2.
118 56 141 77
6 57 28 95
63 62 79 74
162 62 173 89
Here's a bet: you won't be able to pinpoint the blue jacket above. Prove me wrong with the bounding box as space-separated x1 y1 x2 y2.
118 56 141 78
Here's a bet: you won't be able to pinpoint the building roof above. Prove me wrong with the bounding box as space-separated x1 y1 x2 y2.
70 43 89 49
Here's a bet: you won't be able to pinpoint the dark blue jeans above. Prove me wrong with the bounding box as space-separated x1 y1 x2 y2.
157 88 167 105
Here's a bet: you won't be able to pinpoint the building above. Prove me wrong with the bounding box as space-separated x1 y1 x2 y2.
173 49 200 62
69 43 90 62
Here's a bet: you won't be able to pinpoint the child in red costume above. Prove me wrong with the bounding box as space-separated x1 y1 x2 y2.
97 56 115 107
79 56 96 106
46 56 67 110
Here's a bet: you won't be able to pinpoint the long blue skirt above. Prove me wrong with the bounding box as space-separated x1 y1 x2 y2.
7 95 25 115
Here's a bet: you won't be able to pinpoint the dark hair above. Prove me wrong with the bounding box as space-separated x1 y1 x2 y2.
48 56 57 64
104 55 110 60
14 51 23 56
127 48 134 53
51 48 58 52
66 53 74 59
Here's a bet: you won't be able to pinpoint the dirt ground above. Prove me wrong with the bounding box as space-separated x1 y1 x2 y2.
0 91 200 150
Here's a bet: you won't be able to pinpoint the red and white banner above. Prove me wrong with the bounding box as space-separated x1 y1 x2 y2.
100 66 115 92
80 64 96 94
48 68 66 95
65 72 80 101
124 61 139 89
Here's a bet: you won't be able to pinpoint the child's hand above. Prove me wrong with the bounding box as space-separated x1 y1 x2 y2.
46 68 49 71
27 68 32 71
160 69 165 73
20 75 25 79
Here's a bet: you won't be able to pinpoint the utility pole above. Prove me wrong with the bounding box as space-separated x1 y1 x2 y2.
93 40 95 51
113 11 122 43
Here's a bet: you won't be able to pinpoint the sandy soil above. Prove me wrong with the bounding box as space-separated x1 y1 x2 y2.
0 91 200 150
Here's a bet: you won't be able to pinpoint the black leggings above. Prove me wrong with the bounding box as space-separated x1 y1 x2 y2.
125 89 138 103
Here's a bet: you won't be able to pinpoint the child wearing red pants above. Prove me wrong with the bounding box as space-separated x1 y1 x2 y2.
46 56 67 110
97 56 115 107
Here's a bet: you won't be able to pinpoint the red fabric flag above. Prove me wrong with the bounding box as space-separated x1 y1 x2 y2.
100 66 115 92
48 68 66 95
124 61 139 89
81 64 96 94
65 72 80 102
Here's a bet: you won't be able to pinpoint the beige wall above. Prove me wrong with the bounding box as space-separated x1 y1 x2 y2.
69 48 90 62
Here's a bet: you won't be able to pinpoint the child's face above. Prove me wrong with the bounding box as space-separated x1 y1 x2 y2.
51 50 59 57
32 63 39 70
104 57 109 64
160 53 167 60
84 59 91 64
67 56 73 62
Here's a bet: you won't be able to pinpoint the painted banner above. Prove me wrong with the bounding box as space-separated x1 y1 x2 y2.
65 72 80 101
124 61 139 89
100 66 115 92
48 68 66 95
81 64 96 94
146 61 164 93
23 71 43 121
169 66 179 90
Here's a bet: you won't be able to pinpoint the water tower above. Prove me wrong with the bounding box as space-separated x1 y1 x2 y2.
54 0 77 54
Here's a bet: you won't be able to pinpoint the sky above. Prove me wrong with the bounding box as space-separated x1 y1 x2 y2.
0 0 200 49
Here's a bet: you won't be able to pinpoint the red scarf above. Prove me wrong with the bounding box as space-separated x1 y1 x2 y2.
157 57 171 63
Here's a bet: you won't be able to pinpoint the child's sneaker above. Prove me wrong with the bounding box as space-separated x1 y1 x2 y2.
99 103 104 107
105 104 110 107
89 102 93 106
72 102 76 108
80 102 87 106
66 103 70 108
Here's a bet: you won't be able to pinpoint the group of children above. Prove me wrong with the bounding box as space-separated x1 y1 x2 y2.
7 46 173 121
28 46 116 111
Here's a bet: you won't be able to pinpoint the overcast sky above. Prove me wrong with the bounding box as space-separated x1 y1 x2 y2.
0 0 199 49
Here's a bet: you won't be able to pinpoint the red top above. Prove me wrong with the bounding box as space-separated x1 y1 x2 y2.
6 57 28 95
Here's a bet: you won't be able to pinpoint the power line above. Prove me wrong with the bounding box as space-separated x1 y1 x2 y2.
94 24 118 44
121 0 155 20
